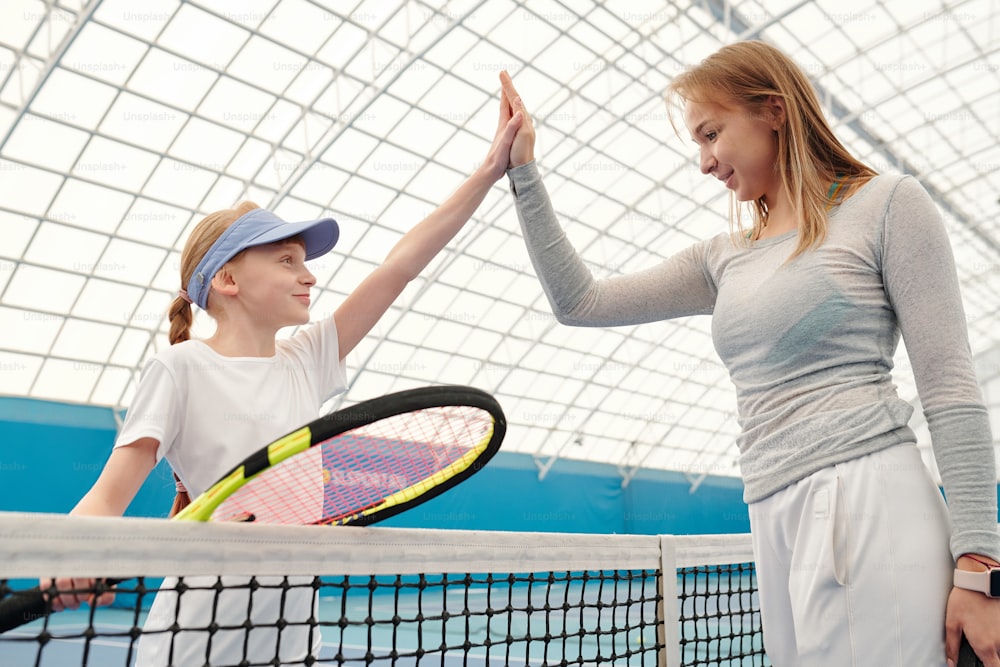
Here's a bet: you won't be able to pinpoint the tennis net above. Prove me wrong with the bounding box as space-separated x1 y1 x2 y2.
0 512 767 666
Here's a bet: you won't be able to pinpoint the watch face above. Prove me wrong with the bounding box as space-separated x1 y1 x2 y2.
991 570 1000 598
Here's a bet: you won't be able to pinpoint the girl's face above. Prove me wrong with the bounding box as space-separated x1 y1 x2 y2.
228 240 316 328
683 98 782 204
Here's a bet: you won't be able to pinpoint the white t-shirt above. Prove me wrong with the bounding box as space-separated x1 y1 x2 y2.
114 317 348 666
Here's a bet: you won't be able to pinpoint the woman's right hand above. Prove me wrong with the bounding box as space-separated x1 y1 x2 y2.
499 71 535 167
40 577 115 612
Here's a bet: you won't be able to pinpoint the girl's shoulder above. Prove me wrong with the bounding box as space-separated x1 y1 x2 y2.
144 339 227 376
152 339 206 363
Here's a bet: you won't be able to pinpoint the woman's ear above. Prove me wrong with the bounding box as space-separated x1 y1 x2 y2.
766 95 786 130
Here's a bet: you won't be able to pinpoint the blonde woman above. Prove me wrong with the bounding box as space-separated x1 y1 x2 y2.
500 41 1000 666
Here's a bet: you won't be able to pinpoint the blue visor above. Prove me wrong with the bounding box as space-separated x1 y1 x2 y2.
187 208 339 309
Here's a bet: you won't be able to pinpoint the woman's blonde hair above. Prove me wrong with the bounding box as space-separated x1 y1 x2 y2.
167 201 260 345
667 40 876 257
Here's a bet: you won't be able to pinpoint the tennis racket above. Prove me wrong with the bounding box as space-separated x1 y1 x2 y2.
0 384 505 633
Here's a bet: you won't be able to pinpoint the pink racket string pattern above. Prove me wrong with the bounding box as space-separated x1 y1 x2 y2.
210 404 492 525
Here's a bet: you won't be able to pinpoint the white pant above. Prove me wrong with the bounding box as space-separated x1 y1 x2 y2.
748 445 953 666
136 575 322 666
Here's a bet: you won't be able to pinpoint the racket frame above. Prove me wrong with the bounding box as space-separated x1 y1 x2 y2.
176 384 504 525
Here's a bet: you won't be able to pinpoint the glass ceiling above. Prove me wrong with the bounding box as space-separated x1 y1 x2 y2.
1 0 998 485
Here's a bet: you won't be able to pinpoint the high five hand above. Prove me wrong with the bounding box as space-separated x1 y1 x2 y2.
477 75 525 182
499 71 535 167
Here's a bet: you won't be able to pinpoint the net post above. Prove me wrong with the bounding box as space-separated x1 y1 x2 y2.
659 534 680 667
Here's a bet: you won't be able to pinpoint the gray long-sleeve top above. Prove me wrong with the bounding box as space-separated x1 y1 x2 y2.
508 160 999 561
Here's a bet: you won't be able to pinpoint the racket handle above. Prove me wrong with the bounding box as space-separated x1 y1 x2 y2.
0 588 49 633
0 578 124 634
958 634 985 667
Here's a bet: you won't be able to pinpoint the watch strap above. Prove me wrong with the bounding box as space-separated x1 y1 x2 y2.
954 567 1000 598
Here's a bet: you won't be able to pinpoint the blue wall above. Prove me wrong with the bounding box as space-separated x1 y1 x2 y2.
0 396 753 535
385 453 752 534
0 397 175 518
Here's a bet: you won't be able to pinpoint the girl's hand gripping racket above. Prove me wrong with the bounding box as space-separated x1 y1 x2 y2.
0 385 505 633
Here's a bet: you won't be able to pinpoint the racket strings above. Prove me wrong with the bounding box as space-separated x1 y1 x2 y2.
212 405 494 525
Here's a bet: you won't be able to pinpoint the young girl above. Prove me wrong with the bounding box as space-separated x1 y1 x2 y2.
47 95 524 665
499 41 1000 667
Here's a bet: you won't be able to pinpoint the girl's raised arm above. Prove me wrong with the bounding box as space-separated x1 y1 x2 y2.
334 84 523 359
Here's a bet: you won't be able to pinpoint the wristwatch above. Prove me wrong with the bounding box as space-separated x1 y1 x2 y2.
954 566 1000 598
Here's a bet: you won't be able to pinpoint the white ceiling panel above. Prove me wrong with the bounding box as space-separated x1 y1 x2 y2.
0 0 997 484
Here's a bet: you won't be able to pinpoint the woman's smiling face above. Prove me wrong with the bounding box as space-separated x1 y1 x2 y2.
684 97 783 205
